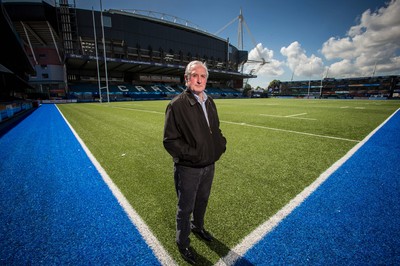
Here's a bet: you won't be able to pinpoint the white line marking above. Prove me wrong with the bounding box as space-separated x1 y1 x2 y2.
259 114 288 118
285 113 307 117
260 113 316 120
56 105 176 266
216 108 400 266
340 106 365 110
221 120 358 142
260 113 317 121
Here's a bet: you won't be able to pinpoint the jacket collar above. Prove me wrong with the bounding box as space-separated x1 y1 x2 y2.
185 88 199 106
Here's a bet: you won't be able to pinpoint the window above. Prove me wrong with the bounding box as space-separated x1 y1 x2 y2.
103 15 112 27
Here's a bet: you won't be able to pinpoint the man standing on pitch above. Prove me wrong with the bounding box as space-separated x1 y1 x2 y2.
163 60 227 264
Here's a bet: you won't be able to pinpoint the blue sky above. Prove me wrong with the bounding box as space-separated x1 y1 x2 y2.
75 0 400 87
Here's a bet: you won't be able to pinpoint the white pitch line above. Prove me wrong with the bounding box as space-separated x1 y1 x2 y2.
285 112 307 117
216 108 400 266
222 120 359 142
260 113 316 121
56 105 176 266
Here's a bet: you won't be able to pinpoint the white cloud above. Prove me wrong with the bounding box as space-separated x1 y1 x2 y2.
321 0 400 77
247 41 326 86
327 59 355 78
244 43 284 76
280 41 325 79
246 0 400 87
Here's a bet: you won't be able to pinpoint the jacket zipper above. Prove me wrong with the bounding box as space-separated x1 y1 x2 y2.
205 101 212 134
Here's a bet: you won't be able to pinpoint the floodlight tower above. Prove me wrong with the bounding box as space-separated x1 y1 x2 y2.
99 0 110 103
215 9 268 75
238 8 244 50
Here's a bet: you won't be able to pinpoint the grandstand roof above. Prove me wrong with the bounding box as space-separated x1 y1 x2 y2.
108 9 225 42
0 1 34 75
0 0 34 97
3 1 59 48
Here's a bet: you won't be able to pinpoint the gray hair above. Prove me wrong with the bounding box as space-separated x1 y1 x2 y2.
184 60 209 79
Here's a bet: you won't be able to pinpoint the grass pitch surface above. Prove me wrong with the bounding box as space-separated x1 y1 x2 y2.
57 98 400 265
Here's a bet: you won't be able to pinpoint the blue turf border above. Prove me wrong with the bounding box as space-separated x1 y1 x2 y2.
237 109 400 265
0 104 161 265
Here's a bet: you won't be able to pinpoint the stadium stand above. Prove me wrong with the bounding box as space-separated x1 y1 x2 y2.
0 0 38 131
275 76 400 99
2 0 249 102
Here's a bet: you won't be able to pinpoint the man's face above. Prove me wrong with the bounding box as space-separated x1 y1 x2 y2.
186 65 207 95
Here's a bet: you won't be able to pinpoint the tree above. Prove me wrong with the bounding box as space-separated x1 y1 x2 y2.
268 79 281 95
243 83 252 97
268 79 281 89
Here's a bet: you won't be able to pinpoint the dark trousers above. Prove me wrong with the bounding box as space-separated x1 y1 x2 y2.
174 163 215 249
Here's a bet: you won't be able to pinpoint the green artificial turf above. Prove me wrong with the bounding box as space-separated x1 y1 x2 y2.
57 98 399 265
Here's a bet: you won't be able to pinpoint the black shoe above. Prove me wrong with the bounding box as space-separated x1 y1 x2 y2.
192 228 213 242
179 247 196 265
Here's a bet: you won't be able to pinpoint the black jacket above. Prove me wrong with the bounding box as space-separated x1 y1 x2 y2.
163 89 227 167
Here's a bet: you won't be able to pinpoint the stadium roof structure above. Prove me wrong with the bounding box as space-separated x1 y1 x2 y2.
0 0 34 97
0 1 34 75
109 9 218 41
63 7 253 81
